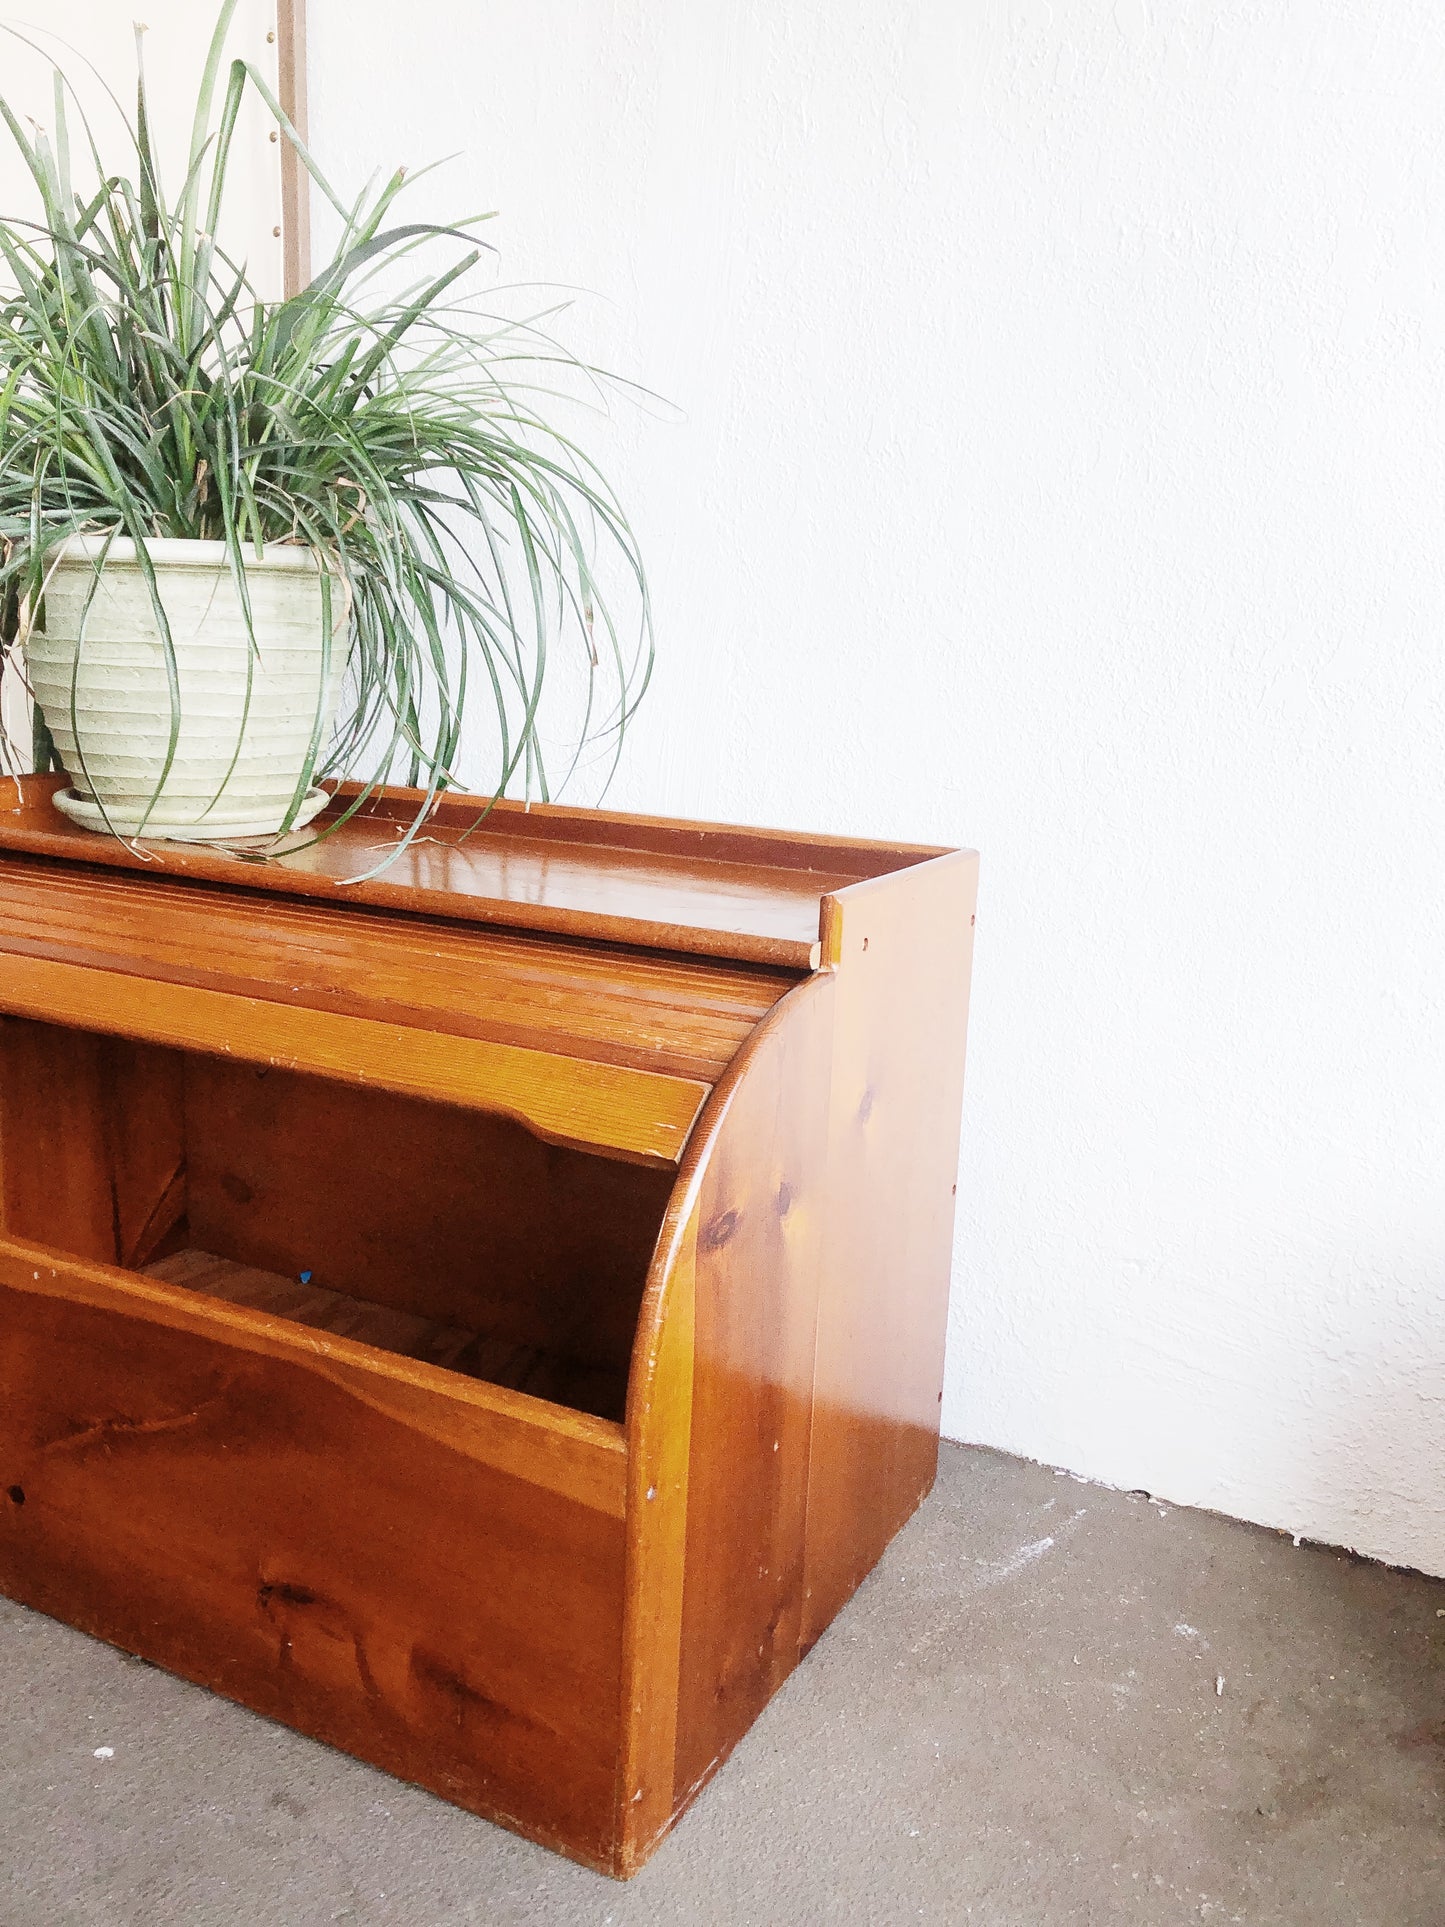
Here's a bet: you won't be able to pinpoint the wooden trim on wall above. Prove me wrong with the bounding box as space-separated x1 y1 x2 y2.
276 0 310 295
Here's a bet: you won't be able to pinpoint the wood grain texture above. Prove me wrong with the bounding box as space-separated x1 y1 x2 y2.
616 1212 697 1870
617 847 980 1851
148 1246 488 1364
0 1023 671 1423
0 774 942 969
669 975 837 1808
181 1064 673 1420
0 1018 186 1268
0 1233 625 1517
0 1237 626 1867
0 855 794 1083
802 851 980 1644
0 949 706 1166
145 1249 637 1422
0 779 980 1877
276 0 310 298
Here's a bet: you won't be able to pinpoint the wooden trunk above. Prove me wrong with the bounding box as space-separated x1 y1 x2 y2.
0 775 977 1876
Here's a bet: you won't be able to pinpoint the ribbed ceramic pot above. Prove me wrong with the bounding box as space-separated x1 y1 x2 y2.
26 536 349 840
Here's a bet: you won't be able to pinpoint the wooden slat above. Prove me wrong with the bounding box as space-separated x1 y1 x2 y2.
0 775 944 969
0 856 792 1084
147 1248 633 1423
149 1247 480 1366
0 951 706 1166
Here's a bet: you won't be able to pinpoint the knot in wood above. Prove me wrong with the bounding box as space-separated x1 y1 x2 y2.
701 1208 740 1251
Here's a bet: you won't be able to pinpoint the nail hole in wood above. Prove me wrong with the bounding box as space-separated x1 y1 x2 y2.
7 1485 24 1506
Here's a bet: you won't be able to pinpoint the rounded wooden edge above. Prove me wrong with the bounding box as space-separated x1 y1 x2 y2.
613 971 836 1870
622 970 833 1449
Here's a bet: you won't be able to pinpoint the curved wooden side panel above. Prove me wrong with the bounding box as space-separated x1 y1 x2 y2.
617 972 837 1871
617 847 979 1874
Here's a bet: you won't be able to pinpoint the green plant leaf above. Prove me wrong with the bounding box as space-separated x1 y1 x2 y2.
0 6 652 864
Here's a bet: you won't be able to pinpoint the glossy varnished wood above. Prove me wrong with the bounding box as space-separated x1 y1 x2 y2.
0 775 940 969
0 947 708 1166
0 854 795 1082
616 1212 696 1869
803 853 980 1641
182 1063 673 1422
616 853 979 1858
0 1236 627 1865
0 1024 670 1424
671 977 836 1804
146 1249 635 1422
0 1232 627 1520
0 775 978 1876
0 1020 186 1269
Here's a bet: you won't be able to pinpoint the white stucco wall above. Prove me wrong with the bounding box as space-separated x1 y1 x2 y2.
307 1 1445 1575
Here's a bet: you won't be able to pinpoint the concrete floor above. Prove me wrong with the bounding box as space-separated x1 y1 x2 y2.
0 1444 1440 1927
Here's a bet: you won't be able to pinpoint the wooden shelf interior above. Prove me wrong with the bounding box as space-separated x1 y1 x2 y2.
0 1015 675 1422
144 1249 632 1420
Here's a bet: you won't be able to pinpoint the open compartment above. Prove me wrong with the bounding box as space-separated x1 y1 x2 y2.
0 1015 675 1423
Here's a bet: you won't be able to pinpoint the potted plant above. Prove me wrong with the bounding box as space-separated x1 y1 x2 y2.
0 4 649 849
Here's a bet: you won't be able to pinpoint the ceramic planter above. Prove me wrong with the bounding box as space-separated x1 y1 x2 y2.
25 536 349 841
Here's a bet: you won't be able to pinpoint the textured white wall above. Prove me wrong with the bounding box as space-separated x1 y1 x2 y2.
308 1 1445 1574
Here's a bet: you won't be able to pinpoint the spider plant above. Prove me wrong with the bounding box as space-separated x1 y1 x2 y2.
0 1 651 852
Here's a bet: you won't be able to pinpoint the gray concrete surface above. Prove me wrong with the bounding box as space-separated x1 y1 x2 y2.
0 1443 1440 1926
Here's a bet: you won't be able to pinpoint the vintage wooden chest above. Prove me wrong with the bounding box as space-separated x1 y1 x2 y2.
0 774 977 1875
